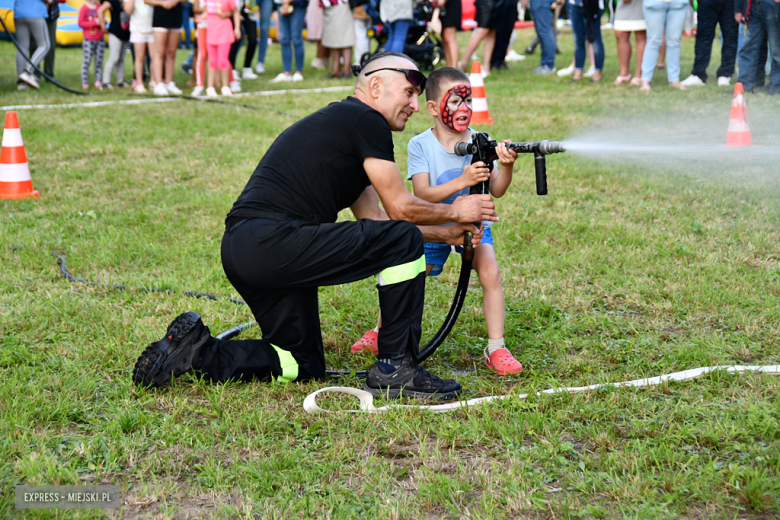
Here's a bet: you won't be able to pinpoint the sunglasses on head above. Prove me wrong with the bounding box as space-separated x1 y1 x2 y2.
363 68 427 92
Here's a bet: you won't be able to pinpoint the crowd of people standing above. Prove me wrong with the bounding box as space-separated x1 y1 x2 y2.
10 0 780 95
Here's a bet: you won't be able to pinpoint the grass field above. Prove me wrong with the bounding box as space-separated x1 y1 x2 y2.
2 26 780 520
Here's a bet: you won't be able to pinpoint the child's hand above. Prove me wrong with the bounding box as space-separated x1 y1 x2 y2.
496 140 518 167
234 26 242 40
462 161 491 188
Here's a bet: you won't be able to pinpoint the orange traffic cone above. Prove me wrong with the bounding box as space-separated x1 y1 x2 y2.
1 111 39 199
469 62 493 125
726 82 752 147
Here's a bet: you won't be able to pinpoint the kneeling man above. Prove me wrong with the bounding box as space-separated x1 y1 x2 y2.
133 52 497 399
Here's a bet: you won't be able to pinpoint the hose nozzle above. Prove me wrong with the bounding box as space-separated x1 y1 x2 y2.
538 140 566 155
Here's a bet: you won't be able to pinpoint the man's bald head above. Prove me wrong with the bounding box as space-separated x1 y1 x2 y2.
352 52 422 132
355 52 420 92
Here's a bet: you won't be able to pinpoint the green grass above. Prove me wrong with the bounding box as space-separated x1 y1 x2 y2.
2 27 780 519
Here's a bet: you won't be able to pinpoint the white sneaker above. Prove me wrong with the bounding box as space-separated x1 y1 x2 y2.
270 72 292 83
255 62 266 74
717 76 731 87
483 68 490 78
242 67 258 80
165 82 183 95
505 49 526 62
292 72 303 81
191 86 205 96
557 65 575 77
471 52 479 61
229 81 242 93
584 66 596 78
153 82 170 95
206 87 218 97
233 70 240 81
680 74 706 87
17 82 30 90
221 86 233 96
18 71 40 89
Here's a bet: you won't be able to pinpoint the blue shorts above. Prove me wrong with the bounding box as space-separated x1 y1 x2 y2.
424 226 494 277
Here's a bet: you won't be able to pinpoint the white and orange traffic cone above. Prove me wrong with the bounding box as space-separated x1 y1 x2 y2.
1 111 38 199
469 61 493 125
726 82 752 147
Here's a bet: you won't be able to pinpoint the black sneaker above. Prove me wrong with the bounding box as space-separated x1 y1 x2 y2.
132 311 211 388
362 358 462 400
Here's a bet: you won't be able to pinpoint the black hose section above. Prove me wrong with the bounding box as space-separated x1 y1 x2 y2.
0 15 90 95
417 255 473 363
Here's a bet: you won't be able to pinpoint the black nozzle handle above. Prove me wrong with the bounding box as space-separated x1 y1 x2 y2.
462 230 475 260
534 152 547 196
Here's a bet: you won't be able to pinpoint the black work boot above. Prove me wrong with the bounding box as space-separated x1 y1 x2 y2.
362 358 462 400
133 311 212 388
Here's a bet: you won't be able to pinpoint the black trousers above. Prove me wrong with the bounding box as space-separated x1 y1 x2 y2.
194 217 426 382
229 17 258 70
690 0 739 82
490 2 518 69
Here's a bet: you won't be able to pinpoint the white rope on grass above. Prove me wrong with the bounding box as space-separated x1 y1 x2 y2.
231 86 352 98
1 86 353 111
0 98 178 111
303 365 780 414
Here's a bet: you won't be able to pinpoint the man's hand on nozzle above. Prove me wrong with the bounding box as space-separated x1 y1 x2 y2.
450 194 498 224
461 161 491 189
497 140 518 167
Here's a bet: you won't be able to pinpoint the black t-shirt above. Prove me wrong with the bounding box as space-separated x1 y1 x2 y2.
105 0 130 41
227 97 396 224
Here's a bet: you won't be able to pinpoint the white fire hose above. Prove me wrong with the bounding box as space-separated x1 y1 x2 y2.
303 365 780 414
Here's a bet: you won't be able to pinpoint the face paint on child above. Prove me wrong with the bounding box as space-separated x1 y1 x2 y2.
439 85 473 132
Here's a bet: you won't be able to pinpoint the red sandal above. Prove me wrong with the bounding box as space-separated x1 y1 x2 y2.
350 330 378 355
484 347 523 376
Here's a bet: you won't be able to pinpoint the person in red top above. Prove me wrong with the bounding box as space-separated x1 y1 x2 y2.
203 0 241 96
78 0 107 89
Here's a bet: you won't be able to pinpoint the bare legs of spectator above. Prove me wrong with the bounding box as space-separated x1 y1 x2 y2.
134 42 150 91
329 47 352 77
614 30 646 84
442 26 459 68
152 30 179 87
461 28 496 73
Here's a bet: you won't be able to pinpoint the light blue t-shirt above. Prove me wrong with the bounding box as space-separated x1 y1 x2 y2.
407 128 494 230
14 0 48 19
407 128 476 205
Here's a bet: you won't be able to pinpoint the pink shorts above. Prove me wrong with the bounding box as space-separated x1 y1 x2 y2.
207 43 231 70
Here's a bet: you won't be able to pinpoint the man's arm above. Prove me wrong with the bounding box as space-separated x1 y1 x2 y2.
350 186 389 220
364 157 498 226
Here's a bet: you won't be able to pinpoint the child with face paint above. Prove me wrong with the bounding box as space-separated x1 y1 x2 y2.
351 67 523 376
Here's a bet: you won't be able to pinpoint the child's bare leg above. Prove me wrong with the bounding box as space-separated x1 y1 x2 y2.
134 42 146 85
474 244 521 374
473 244 504 340
220 67 230 88
208 66 216 89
